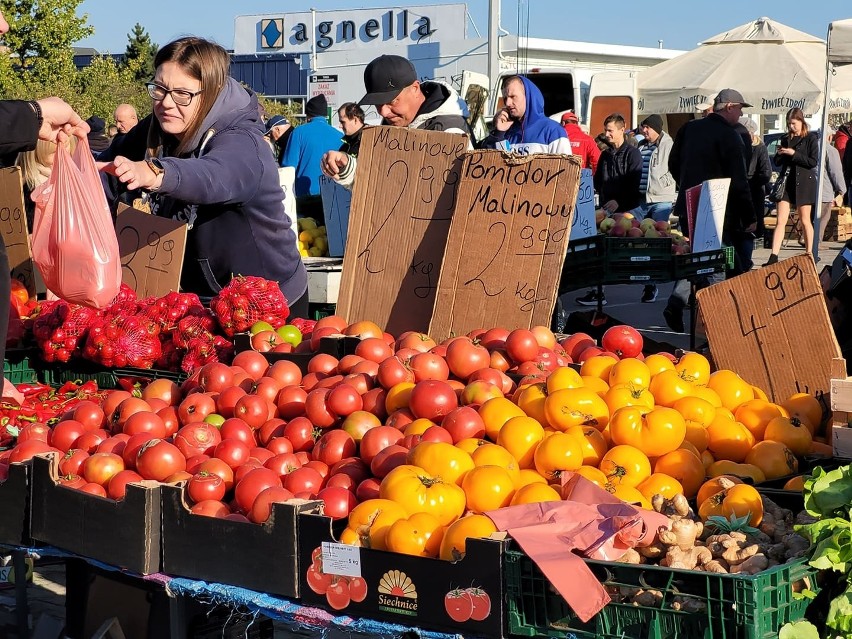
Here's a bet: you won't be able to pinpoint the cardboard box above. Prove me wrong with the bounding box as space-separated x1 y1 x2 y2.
298 512 507 637
0 461 31 546
160 483 319 598
232 334 361 373
830 358 852 458
29 454 161 575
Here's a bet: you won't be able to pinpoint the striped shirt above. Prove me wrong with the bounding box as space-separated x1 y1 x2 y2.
639 143 655 194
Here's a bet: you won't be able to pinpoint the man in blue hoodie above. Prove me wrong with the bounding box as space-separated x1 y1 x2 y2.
480 76 572 155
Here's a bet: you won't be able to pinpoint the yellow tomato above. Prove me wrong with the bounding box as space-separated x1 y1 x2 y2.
404 418 438 436
510 482 562 505
649 369 694 408
515 383 550 427
637 473 684 501
471 442 521 484
654 449 704 498
544 387 610 432
599 444 651 488
340 499 407 550
566 425 609 467
455 437 486 456
385 512 444 557
696 475 743 506
439 514 498 561
675 352 711 386
706 415 755 463
782 393 822 435
706 460 766 484
385 382 416 414
380 465 466 526
581 375 610 398
744 440 798 480
673 396 716 428
700 449 715 471
783 475 805 491
546 367 583 392
497 416 546 470
763 416 813 456
406 441 474 486
690 385 723 407
644 353 676 377
609 484 652 509
479 397 526 441
533 431 584 482
734 399 786 441
720 483 764 526
461 465 516 512
579 355 617 382
516 468 548 487
707 370 754 412
573 465 610 489
609 406 686 457
608 358 651 389
604 384 655 414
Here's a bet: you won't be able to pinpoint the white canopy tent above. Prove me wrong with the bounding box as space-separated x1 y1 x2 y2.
815 18 852 262
637 18 828 115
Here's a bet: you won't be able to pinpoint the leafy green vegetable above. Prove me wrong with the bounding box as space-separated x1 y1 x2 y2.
795 517 852 572
778 619 819 639
803 465 852 517
827 586 852 635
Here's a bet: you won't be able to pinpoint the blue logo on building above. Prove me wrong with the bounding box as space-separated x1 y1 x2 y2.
261 19 284 48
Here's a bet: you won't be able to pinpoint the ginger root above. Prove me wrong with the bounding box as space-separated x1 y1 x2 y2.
722 542 759 565
661 545 712 570
658 518 700 551
616 548 642 564
671 596 707 613
631 589 664 607
730 553 769 574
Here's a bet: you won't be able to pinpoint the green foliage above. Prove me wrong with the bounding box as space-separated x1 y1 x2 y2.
123 23 157 82
777 620 819 639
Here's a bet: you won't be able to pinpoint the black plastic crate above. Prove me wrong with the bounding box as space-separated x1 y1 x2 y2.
559 235 607 292
38 360 186 389
605 236 673 260
673 246 734 279
604 260 674 284
3 348 39 385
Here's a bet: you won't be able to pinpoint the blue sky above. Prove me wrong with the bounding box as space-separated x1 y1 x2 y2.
76 1 846 53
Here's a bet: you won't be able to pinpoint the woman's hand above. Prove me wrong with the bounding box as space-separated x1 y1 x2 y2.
98 156 162 191
778 147 795 157
37 97 89 145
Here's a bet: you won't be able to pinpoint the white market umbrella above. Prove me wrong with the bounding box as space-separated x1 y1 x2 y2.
638 17 827 114
829 64 852 113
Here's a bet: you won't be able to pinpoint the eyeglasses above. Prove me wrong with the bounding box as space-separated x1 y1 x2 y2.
146 82 202 107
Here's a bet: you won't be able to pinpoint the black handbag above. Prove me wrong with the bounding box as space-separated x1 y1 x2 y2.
768 166 789 203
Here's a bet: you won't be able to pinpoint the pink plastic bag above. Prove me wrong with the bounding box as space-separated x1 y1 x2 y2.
31 136 121 308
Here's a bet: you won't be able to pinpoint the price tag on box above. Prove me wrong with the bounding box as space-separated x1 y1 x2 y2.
321 541 362 577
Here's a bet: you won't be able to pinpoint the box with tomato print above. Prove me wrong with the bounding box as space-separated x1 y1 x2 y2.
160 483 321 598
0 461 31 546
298 512 508 636
30 453 161 574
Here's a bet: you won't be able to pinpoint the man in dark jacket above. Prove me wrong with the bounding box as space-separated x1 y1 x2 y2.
663 88 757 332
85 116 111 156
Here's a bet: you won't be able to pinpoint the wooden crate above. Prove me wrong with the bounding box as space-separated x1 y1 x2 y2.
830 358 852 457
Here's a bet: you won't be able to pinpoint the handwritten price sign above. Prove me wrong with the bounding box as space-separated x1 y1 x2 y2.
0 168 35 296
696 253 841 402
337 126 468 334
430 151 581 339
115 205 187 298
569 168 596 240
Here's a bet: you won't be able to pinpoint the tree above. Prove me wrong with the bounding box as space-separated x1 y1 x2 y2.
123 23 157 82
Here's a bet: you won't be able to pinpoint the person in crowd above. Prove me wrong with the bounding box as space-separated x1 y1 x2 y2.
97 36 308 317
594 132 610 153
817 129 847 244
16 137 77 231
663 88 756 332
576 113 645 307
841 120 852 203
740 117 772 253
765 107 819 265
107 125 118 139
281 94 341 219
635 114 675 224
338 102 365 157
836 119 851 161
113 104 139 135
0 8 90 394
263 114 291 165
561 110 599 172
480 75 571 155
321 54 471 188
85 116 111 155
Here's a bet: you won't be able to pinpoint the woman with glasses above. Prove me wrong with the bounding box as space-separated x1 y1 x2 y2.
98 36 308 316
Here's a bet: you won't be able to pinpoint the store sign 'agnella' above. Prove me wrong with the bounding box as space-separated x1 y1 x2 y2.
235 5 467 55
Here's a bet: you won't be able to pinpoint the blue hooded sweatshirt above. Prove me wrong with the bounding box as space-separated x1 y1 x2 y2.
481 76 572 155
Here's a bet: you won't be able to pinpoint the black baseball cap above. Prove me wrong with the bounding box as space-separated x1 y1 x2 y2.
359 55 418 106
714 89 752 108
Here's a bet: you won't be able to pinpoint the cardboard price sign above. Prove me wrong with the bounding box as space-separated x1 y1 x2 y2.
569 168 595 240
336 126 468 334
0 168 35 296
115 205 187 298
696 253 841 403
430 151 581 338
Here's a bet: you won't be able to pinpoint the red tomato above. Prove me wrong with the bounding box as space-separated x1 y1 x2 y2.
219 418 257 446
234 467 282 513
79 482 107 497
96 434 129 456
254 377 283 404
185 454 210 475
141 378 182 406
107 470 144 500
409 380 459 422
111 398 153 433
122 433 155 469
198 362 235 393
360 426 403 465
50 420 87 452
442 407 486 443
329 457 370 485
348 577 368 603
233 395 269 429
213 439 251 470
326 384 363 418
445 338 490 381
177 394 216 426
58 449 89 476
303 460 329 480
317 486 356 519
264 453 303 479
266 436 295 456
257 418 286 446
409 352 450 382
81 452 125 487
354 337 393 363
123 411 167 439
304 388 337 429
216 386 247 419
174 422 222 458
283 417 319 452
601 325 644 359
360 387 388 420
58 474 86 489
250 447 274 464
72 400 106 431
312 431 356 466
282 466 324 495
356 477 382 501
505 329 540 364
232 351 269 382
266 360 302 387
197 458 235 490
187 472 226 503
248 486 295 523
275 386 307 420
369 445 408 478
234 459 263 484
325 576 351 610
17 422 50 444
102 391 132 426
444 589 474 623
190 500 231 518
135 440 186 482
377 356 414 389
157 406 181 438
72 430 110 454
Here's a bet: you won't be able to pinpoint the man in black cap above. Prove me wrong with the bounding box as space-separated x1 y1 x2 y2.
264 114 291 165
282 94 341 218
85 115 111 156
663 88 757 332
321 54 471 188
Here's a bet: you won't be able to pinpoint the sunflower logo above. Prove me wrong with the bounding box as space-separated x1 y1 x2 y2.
378 570 417 599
